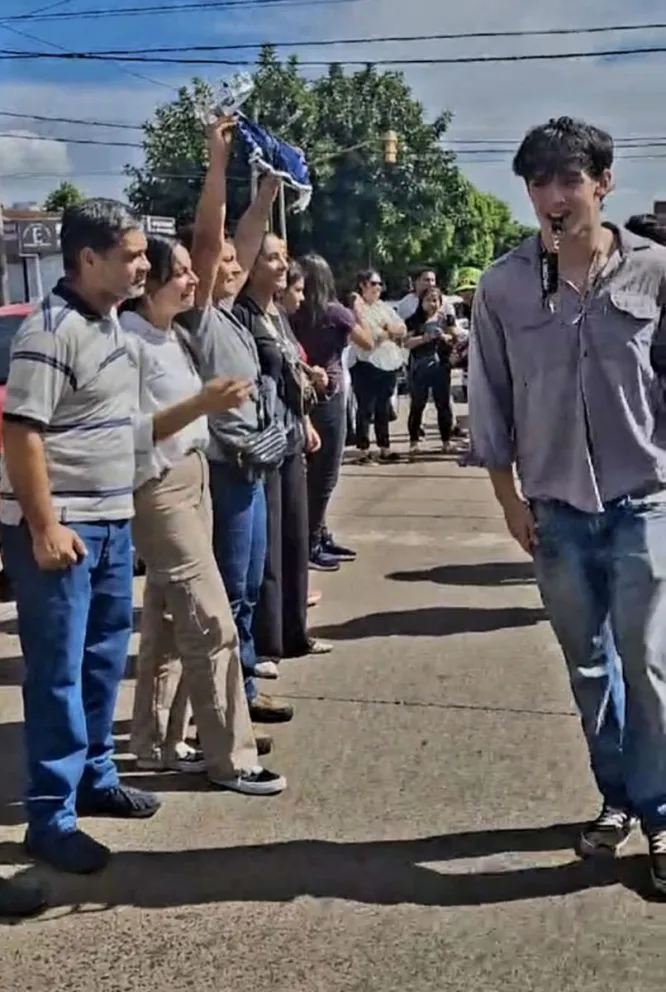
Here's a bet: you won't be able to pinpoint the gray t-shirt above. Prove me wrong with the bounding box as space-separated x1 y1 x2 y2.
178 304 262 464
0 284 152 524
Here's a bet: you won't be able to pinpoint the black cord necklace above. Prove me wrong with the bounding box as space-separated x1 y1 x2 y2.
540 218 563 311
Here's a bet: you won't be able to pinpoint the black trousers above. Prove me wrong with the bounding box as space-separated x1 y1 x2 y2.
351 362 397 451
307 391 346 550
407 361 452 444
253 449 310 659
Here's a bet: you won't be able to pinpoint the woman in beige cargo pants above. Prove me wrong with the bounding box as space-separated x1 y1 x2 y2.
121 235 286 796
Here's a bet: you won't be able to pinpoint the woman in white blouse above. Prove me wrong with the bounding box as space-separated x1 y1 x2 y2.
350 269 406 463
120 235 285 796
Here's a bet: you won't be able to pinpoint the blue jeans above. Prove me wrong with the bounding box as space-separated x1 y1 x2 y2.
208 461 267 702
532 492 666 830
0 520 133 838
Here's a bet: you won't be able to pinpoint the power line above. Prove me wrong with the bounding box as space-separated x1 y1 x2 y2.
0 109 145 130
6 110 666 150
0 131 143 149
3 0 366 20
3 43 666 66
4 142 666 173
21 23 666 55
8 125 666 156
0 6 174 91
19 0 78 15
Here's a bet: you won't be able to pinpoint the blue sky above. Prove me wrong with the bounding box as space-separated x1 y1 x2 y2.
2 0 666 226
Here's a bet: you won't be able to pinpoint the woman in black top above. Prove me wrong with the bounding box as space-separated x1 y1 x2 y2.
233 234 332 675
405 286 457 457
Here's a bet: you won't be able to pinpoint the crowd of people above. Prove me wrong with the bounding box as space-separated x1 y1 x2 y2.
5 107 666 918
0 113 461 917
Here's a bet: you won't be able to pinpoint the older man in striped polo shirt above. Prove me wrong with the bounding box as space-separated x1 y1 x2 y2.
0 199 244 880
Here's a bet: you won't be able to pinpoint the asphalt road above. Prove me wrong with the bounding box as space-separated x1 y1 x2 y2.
1 408 666 991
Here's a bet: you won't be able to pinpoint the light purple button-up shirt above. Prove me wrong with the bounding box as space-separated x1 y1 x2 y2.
468 226 666 512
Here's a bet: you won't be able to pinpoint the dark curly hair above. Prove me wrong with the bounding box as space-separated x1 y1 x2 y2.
513 116 613 184
625 213 666 247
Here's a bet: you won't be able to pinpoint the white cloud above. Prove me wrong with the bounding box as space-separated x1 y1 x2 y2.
2 0 665 225
0 82 160 208
0 129 71 203
290 0 666 224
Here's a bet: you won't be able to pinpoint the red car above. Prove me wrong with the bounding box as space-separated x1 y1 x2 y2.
0 303 33 451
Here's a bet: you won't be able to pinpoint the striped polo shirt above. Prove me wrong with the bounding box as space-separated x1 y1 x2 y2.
0 280 153 525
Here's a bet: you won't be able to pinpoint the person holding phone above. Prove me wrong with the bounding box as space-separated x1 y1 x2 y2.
404 286 457 457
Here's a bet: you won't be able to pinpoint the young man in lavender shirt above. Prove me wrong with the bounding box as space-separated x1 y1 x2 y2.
468 116 666 895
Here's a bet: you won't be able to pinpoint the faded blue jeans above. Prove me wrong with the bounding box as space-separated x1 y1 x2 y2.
208 460 267 703
532 492 666 831
0 520 133 838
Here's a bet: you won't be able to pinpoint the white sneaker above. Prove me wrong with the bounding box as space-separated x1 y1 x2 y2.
136 742 206 774
255 659 280 679
215 766 286 796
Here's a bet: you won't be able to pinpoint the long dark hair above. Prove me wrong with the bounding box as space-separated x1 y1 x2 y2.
291 253 337 333
119 234 179 313
287 259 304 287
406 285 443 332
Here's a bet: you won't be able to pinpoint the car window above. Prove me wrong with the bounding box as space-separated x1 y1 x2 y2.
0 315 24 385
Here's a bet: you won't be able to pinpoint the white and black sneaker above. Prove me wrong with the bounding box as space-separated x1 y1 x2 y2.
647 829 666 895
215 766 286 796
577 804 638 858
136 743 207 774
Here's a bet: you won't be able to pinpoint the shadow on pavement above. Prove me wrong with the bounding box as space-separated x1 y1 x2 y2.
0 721 25 827
0 718 144 827
311 605 546 641
0 823 655 917
0 654 24 687
387 561 536 587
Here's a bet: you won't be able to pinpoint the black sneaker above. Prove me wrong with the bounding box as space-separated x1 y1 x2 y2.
647 829 666 895
322 531 357 562
25 827 110 875
0 876 48 917
309 546 340 572
77 785 161 820
577 804 638 858
214 766 287 796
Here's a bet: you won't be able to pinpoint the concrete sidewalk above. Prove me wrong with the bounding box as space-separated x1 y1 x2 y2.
1 414 665 991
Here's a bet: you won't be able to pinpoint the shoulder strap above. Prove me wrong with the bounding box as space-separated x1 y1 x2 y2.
173 323 202 375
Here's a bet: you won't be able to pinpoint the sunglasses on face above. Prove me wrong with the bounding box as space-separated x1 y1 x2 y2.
368 280 383 288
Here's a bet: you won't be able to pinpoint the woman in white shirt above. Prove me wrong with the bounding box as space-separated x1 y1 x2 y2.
120 235 285 796
350 270 406 463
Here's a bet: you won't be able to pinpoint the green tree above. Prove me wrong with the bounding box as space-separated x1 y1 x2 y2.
125 47 526 290
43 181 85 212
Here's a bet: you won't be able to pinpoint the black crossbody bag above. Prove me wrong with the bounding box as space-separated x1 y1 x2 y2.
174 322 287 471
